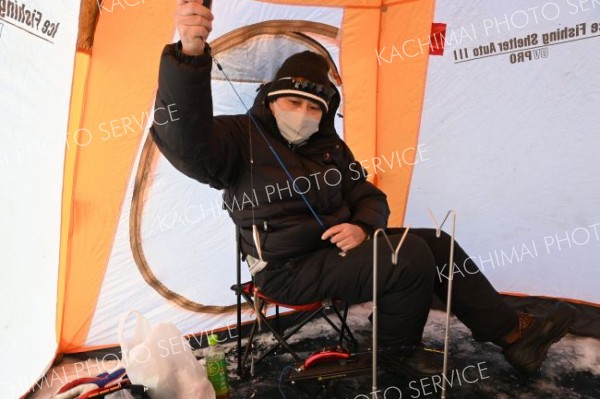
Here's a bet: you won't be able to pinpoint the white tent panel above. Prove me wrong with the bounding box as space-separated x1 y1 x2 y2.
405 0 600 304
0 0 80 397
211 0 342 40
86 115 255 347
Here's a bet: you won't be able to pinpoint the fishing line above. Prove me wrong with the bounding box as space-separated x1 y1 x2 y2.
203 41 327 231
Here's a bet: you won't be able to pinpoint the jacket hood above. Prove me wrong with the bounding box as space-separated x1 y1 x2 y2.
248 80 342 144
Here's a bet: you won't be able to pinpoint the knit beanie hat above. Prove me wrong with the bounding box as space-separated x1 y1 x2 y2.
267 51 335 113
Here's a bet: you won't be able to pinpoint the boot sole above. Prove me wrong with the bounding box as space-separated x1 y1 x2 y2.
503 302 575 374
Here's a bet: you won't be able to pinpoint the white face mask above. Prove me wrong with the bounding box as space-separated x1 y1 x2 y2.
271 101 320 145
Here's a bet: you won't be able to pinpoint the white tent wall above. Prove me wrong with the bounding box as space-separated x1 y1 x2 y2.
86 0 343 347
0 0 80 397
405 0 600 304
210 0 343 38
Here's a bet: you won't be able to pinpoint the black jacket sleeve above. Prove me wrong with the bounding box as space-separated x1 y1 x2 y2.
150 42 244 190
338 140 390 235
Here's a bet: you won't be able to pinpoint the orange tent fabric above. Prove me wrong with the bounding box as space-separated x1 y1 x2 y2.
59 1 177 352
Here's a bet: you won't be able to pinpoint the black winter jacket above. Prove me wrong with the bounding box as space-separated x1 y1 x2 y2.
150 42 390 262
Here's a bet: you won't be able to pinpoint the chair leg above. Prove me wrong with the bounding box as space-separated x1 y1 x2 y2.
332 303 358 347
280 308 324 341
253 308 304 363
241 319 259 371
239 290 262 372
320 311 345 338
236 295 243 376
236 288 358 371
235 227 244 377
239 292 306 366
255 304 357 364
338 303 348 346
253 306 326 364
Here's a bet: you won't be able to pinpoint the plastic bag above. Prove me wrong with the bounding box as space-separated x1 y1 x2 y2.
118 311 216 399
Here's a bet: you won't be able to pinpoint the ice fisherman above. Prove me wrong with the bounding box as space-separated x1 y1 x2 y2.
150 0 576 379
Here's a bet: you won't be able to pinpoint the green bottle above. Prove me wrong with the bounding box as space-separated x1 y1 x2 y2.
206 334 230 399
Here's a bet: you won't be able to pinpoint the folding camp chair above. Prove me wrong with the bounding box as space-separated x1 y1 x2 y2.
231 226 358 376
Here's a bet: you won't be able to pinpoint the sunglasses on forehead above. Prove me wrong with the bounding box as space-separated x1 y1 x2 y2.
287 77 336 100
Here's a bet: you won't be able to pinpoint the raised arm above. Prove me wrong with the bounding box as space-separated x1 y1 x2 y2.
150 0 243 189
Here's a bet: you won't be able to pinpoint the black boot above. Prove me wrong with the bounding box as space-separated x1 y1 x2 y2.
502 301 575 374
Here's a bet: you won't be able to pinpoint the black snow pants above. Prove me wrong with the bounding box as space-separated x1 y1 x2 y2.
254 228 518 347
